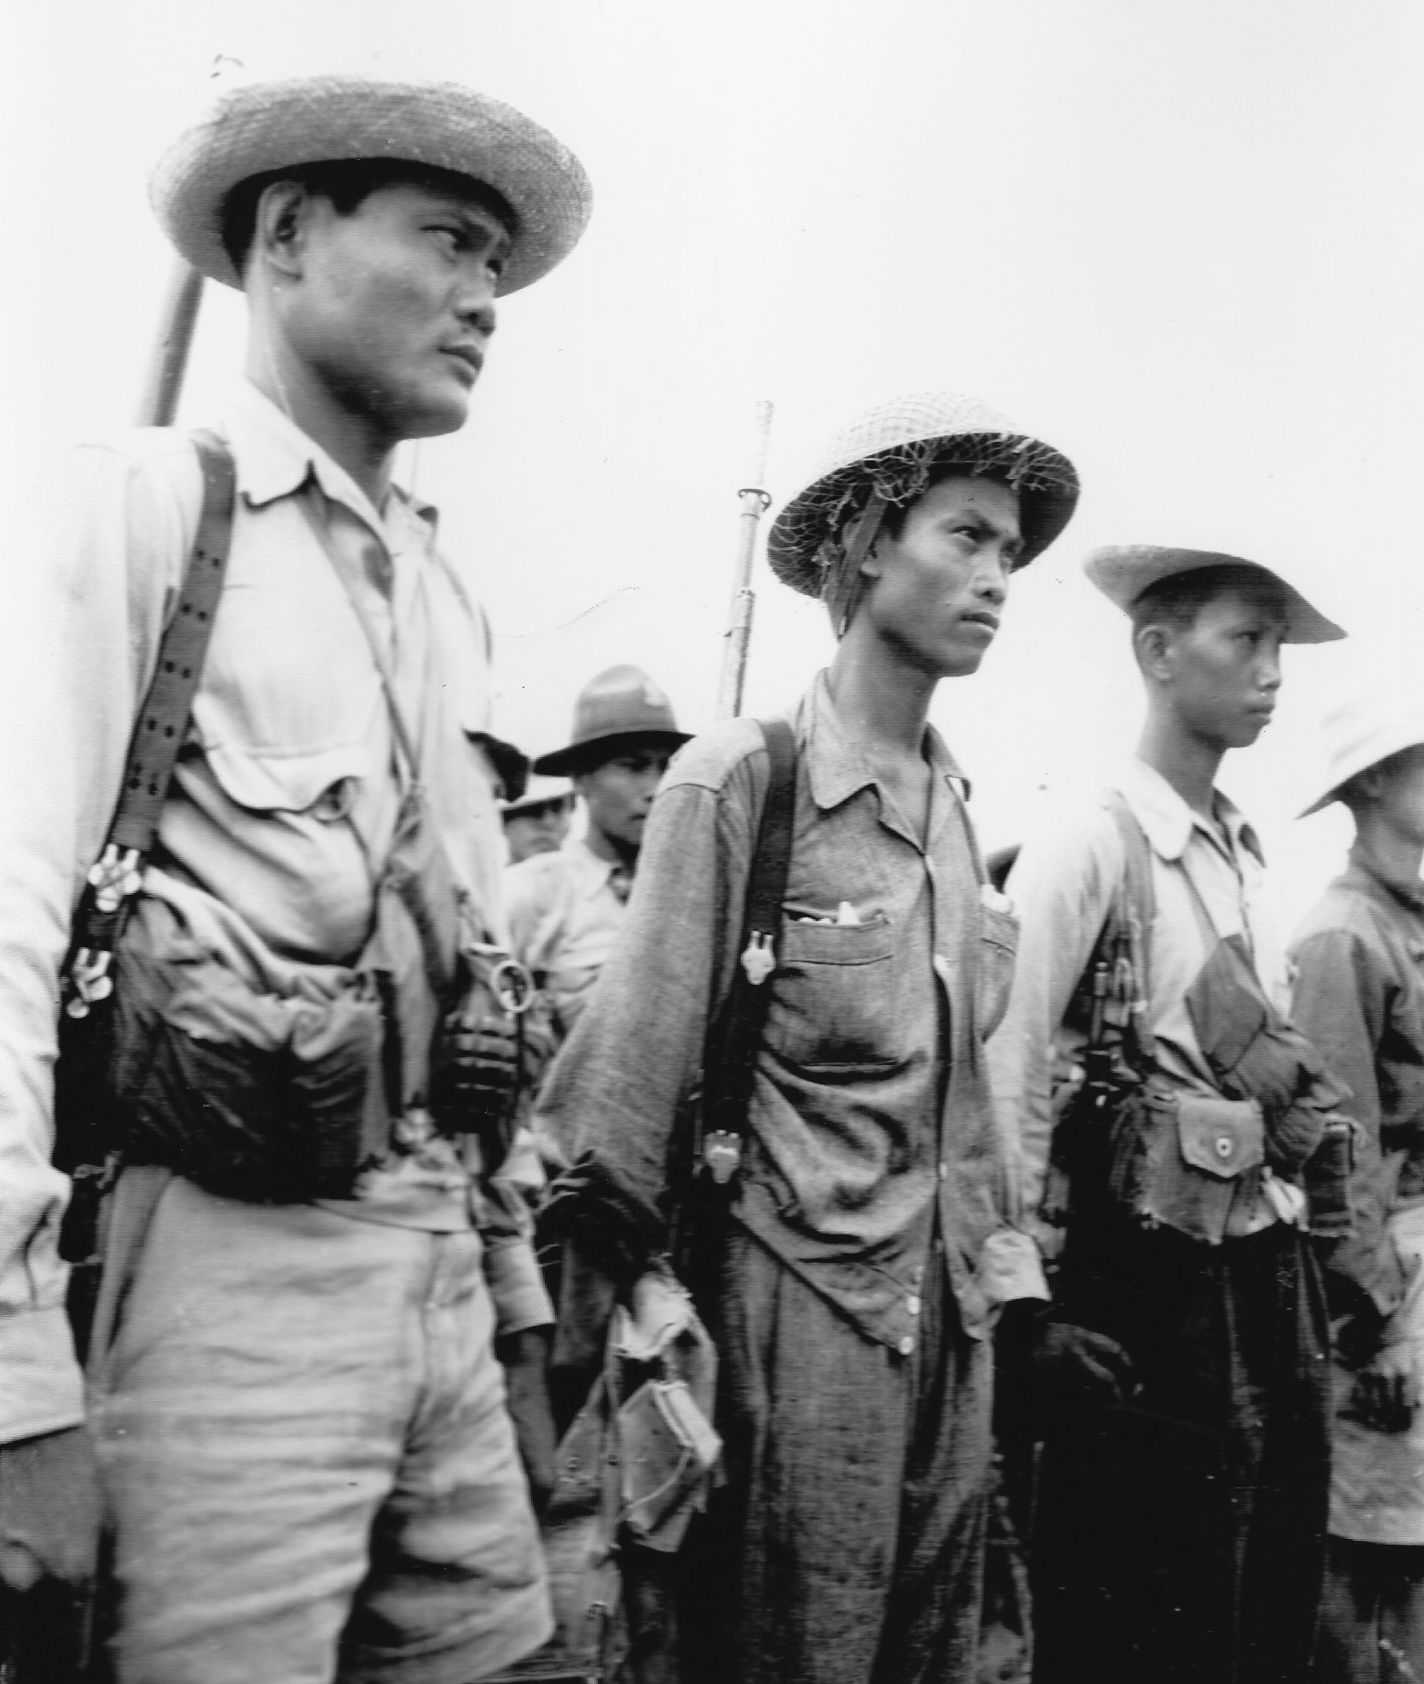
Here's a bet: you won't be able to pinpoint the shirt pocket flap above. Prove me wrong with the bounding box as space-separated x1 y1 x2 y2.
204 739 370 815
1174 1094 1265 1180
779 916 893 966
979 902 1020 953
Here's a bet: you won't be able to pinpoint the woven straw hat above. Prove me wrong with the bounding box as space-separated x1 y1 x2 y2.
150 74 592 293
534 666 690 777
1084 546 1344 644
767 391 1080 597
1298 693 1424 817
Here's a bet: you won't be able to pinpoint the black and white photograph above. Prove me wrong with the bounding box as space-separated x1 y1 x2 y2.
2 2 1422 1680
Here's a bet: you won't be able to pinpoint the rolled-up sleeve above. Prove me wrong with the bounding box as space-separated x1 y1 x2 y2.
0 440 190 1440
480 1127 555 1334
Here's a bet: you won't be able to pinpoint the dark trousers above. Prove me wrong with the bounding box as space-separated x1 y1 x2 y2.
1031 1220 1331 1684
1314 1538 1424 1683
679 1224 992 1684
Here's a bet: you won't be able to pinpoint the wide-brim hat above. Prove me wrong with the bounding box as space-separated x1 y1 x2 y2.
1084 546 1345 644
1298 695 1424 817
767 390 1080 597
500 774 576 820
534 665 691 776
467 730 530 802
150 73 592 293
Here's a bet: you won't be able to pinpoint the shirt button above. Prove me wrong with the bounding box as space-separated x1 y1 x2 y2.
898 1336 916 1357
907 1294 922 1317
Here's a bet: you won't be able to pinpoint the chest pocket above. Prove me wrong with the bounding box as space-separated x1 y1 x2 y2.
192 569 385 815
767 914 901 1071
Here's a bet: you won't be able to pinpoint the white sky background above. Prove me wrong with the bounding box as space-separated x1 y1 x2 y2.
4 0 1424 934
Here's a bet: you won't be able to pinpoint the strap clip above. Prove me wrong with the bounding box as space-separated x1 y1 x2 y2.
740 931 776 987
65 948 115 1019
702 1129 743 1185
86 844 142 914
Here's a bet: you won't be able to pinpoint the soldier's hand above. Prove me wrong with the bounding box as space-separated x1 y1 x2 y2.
1346 1344 1421 1435
1031 1318 1136 1409
0 1424 100 1593
998 1301 1135 1419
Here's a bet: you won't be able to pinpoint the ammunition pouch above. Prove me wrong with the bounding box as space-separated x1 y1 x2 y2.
1107 1085 1264 1245
110 936 396 1205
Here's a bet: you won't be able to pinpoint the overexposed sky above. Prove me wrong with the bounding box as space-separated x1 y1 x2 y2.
4 0 1423 924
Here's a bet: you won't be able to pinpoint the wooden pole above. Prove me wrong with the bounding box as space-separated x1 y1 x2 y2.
715 399 774 718
135 260 205 427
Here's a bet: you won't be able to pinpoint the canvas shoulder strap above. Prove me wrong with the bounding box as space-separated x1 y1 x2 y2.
63 429 236 1016
699 717 797 1178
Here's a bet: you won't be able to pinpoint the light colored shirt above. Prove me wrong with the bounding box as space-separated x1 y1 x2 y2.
0 383 547 1444
505 835 629 1038
988 756 1299 1270
1290 845 1424 1544
535 673 1042 1352
1291 845 1424 1317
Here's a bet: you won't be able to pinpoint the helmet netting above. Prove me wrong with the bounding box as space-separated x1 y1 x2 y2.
786 432 1076 597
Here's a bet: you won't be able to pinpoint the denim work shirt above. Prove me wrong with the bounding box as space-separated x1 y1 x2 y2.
988 756 1303 1275
0 384 546 1443
535 673 1041 1352
1290 844 1424 1321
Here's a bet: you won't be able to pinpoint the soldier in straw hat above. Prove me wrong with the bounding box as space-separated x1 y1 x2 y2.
1288 688 1424 1681
3 71 589 1680
505 665 690 1050
535 391 1080 1683
989 546 1350 1683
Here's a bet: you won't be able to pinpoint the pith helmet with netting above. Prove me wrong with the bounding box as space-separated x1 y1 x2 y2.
767 391 1080 598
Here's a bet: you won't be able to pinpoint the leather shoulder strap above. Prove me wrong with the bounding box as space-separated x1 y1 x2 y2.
703 717 798 1143
64 430 236 1009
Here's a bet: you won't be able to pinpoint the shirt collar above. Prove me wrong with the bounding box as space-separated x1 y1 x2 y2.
803 669 970 814
1116 756 1266 867
569 834 625 898
217 379 440 538
1347 841 1424 913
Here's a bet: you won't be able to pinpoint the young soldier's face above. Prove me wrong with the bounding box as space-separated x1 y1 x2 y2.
1163 587 1286 751
503 799 575 863
862 476 1023 678
285 179 511 443
575 747 673 852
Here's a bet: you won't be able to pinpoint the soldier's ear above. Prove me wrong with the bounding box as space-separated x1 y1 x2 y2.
252 180 315 280
1134 621 1175 681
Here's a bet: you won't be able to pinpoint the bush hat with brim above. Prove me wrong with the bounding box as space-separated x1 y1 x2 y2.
150 74 592 293
533 665 691 777
767 390 1080 598
500 774 576 820
467 730 530 802
1298 696 1424 817
1084 546 1345 644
